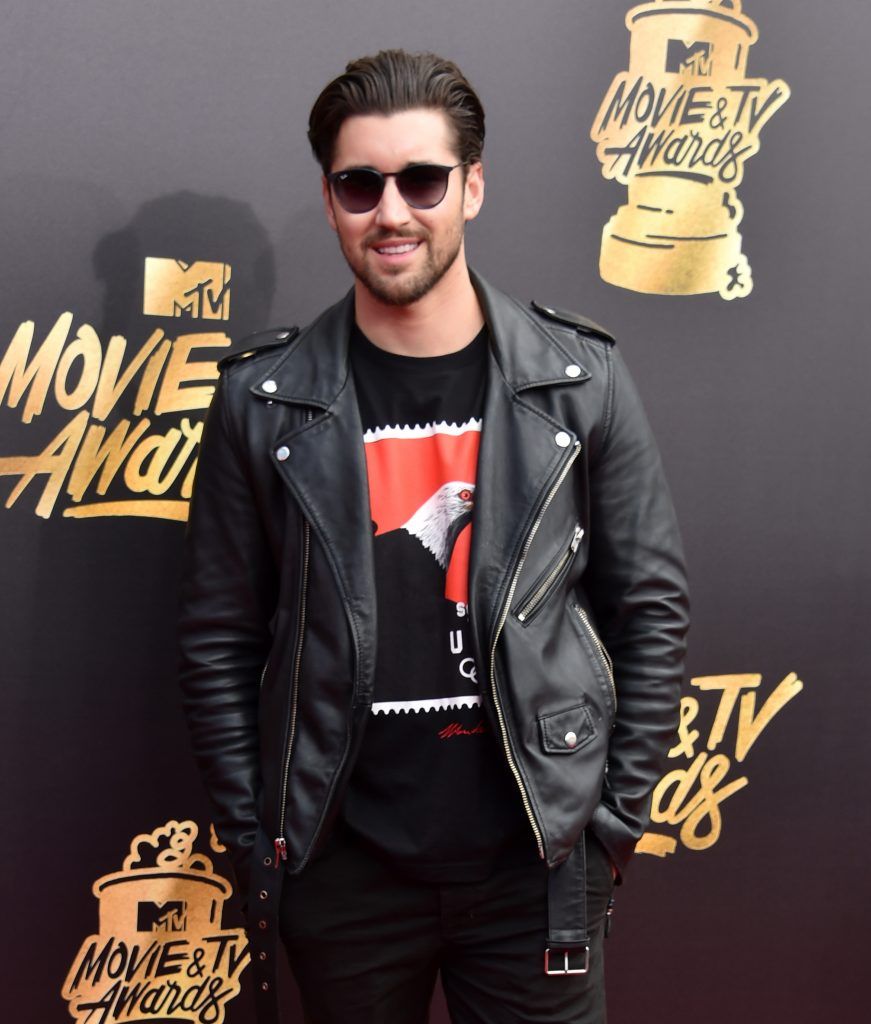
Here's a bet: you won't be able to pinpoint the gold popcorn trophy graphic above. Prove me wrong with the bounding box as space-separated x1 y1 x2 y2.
591 0 790 299
63 820 248 1024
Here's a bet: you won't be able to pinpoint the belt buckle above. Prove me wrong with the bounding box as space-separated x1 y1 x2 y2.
544 945 590 975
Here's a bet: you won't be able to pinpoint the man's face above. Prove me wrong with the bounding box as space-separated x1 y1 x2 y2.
322 108 484 307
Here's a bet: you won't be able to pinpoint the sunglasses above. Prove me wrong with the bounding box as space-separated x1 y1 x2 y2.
326 163 464 214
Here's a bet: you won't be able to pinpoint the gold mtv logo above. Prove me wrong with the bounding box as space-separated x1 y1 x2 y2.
143 257 231 320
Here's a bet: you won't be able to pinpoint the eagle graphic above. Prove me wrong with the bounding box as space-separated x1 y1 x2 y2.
362 426 481 711
402 481 475 569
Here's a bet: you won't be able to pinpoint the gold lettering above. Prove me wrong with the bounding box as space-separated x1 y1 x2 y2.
735 671 804 762
0 410 88 517
122 419 201 496
692 674 761 751
54 324 102 411
669 696 700 759
651 751 748 851
635 832 677 857
181 456 198 500
174 418 202 490
678 753 748 851
93 329 165 421
0 313 74 423
133 337 172 415
63 499 189 521
153 333 230 416
124 430 180 494
66 418 151 502
651 751 705 825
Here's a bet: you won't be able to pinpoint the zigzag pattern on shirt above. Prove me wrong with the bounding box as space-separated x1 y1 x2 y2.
363 419 482 444
371 695 482 715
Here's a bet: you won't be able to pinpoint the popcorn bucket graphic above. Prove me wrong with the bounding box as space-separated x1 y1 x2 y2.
62 821 248 1024
591 1 790 299
93 866 232 936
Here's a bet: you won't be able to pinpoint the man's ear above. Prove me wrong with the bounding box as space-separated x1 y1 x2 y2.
322 176 338 231
463 161 485 223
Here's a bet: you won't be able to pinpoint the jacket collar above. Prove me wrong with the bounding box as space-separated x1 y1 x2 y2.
251 289 355 407
469 269 591 390
250 269 591 405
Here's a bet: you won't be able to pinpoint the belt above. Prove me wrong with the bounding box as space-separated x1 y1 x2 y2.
244 827 593 1021
544 832 591 975
246 826 284 1024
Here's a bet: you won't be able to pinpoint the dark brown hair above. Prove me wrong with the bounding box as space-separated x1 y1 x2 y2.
308 50 485 173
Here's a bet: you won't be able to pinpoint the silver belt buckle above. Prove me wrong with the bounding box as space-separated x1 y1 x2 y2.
544 945 590 975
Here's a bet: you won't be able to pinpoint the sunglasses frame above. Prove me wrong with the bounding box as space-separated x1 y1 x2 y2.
326 162 465 214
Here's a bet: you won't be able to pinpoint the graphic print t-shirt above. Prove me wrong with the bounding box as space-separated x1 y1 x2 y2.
342 323 530 882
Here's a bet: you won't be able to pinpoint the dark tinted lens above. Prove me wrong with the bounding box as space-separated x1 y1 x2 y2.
332 169 385 213
396 165 451 208
329 164 455 213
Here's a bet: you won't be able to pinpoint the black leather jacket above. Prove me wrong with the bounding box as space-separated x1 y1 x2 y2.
179 271 689 903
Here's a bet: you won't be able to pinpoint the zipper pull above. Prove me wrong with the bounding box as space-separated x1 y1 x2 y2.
273 837 287 867
571 525 584 552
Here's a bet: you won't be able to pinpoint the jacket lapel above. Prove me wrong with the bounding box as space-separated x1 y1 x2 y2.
468 272 588 649
253 293 377 702
468 360 573 647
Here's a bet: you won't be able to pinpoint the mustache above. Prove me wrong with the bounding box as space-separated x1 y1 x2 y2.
365 228 427 245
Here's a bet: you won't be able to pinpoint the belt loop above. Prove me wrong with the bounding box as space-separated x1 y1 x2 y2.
247 826 285 1023
544 831 590 975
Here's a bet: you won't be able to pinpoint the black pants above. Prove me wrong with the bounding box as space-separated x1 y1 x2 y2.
279 829 614 1024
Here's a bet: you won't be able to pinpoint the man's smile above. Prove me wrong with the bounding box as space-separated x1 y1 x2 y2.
373 240 422 255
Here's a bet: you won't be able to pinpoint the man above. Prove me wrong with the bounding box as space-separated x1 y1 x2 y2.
179 50 688 1024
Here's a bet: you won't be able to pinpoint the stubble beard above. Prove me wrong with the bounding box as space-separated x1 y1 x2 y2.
340 216 465 308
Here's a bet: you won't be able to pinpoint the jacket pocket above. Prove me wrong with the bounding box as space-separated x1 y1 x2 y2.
572 603 617 720
515 524 584 626
537 701 596 754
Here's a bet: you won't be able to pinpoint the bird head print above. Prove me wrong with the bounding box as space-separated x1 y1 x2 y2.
363 421 480 607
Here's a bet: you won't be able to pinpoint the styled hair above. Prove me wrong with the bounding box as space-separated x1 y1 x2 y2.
308 49 485 173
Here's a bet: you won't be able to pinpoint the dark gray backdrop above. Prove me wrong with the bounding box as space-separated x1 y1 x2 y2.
2 1 868 1021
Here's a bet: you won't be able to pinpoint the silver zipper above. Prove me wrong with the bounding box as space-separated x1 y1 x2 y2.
575 604 617 715
516 524 584 623
275 414 313 866
276 520 313 864
489 440 582 859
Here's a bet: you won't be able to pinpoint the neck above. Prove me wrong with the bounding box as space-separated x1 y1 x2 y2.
354 253 484 357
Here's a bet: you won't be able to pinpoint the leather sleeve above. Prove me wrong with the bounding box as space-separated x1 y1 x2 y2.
585 345 689 875
178 371 277 901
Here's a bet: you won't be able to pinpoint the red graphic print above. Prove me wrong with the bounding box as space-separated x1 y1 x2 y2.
364 425 480 604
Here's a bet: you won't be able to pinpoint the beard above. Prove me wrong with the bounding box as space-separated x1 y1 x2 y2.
337 213 466 307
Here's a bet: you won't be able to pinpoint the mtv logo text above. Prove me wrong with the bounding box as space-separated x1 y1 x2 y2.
143 258 231 320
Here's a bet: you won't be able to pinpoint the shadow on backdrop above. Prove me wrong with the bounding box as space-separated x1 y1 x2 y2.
93 189 277 342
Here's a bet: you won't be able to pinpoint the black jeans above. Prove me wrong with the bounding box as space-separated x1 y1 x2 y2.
279 828 614 1024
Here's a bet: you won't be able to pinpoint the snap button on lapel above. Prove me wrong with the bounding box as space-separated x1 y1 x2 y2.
554 431 571 448
564 731 578 748
565 364 581 378
262 380 277 394
275 446 290 461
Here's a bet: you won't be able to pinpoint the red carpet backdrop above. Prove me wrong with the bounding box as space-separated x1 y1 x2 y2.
1 2 867 1021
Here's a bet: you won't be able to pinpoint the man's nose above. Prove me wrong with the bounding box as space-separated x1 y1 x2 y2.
374 176 412 228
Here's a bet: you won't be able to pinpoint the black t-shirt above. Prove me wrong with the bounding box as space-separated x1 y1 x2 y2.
341 322 532 882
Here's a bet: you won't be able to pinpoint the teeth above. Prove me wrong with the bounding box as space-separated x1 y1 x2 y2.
376 242 418 255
